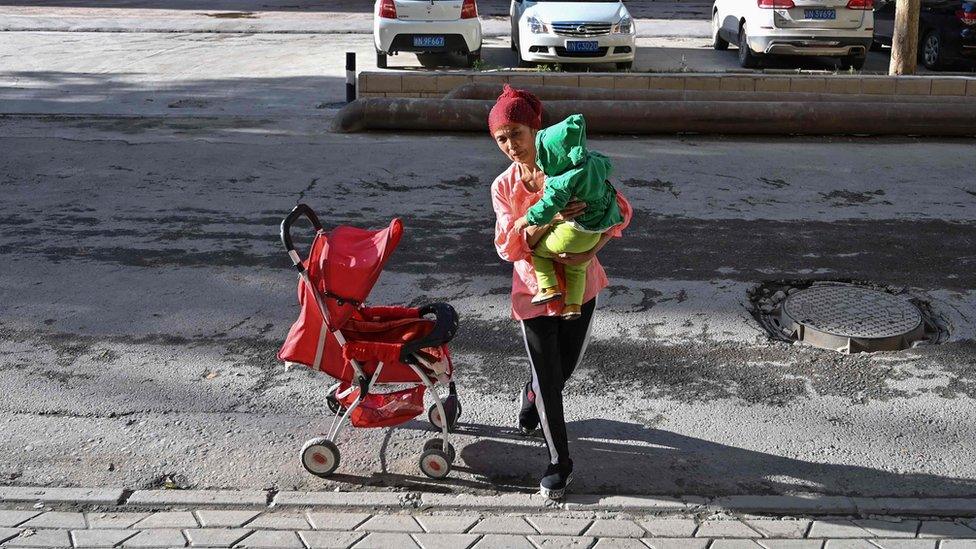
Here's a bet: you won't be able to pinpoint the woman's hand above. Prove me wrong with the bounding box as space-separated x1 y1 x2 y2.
553 200 587 223
512 215 530 232
552 249 596 266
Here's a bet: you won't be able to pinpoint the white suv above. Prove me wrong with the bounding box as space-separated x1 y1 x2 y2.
374 0 483 68
511 0 637 70
711 0 874 69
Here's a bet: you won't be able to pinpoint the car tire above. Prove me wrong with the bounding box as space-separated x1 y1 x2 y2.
712 11 730 51
515 37 532 68
465 50 481 68
839 54 866 71
737 25 761 68
921 30 945 70
870 39 884 52
376 51 388 69
616 61 633 71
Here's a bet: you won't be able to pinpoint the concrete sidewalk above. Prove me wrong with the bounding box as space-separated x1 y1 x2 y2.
4 487 976 548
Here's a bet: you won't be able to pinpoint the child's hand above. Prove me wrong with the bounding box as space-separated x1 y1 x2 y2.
513 216 530 232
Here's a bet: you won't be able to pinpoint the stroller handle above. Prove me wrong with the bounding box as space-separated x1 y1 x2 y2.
281 203 324 269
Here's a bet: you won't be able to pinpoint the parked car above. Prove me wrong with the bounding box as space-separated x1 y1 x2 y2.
873 0 976 70
510 0 637 70
373 0 483 69
711 0 874 69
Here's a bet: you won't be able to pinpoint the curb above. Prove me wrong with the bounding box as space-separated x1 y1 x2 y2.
4 487 976 517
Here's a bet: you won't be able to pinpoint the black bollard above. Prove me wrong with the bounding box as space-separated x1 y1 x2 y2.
346 52 356 103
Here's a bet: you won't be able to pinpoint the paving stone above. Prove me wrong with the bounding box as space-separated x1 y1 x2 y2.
132 511 199 529
526 517 593 536
71 529 139 548
0 486 124 505
869 540 937 549
714 496 857 515
353 532 420 548
86 512 151 529
412 533 480 549
854 520 920 538
236 529 304 548
241 514 309 530
808 521 874 538
21 511 87 529
643 538 710 549
0 528 21 544
357 515 422 533
919 523 976 539
592 538 650 548
122 528 187 547
711 541 765 549
415 515 480 533
639 519 698 537
306 512 371 531
585 520 646 538
696 521 761 538
472 534 534 548
757 541 824 549
0 511 41 527
468 516 536 535
746 520 811 538
194 510 261 528
273 491 403 508
824 541 877 549
127 490 267 507
855 500 976 517
527 535 596 548
587 496 688 512
939 542 976 549
422 494 543 511
3 528 73 547
298 530 366 549
184 528 253 547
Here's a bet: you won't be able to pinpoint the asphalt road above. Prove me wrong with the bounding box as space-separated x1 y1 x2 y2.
1 28 976 497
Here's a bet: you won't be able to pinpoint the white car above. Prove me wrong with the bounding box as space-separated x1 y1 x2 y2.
374 0 483 68
711 0 874 69
511 0 637 70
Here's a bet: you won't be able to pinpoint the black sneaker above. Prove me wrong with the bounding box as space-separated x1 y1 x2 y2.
540 459 573 500
518 382 539 435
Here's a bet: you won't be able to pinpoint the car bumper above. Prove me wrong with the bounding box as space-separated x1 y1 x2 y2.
374 19 482 54
520 32 636 63
750 33 872 57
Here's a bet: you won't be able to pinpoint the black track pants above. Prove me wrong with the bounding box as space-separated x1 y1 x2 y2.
519 298 596 465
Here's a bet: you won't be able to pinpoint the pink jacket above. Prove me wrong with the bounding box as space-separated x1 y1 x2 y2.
491 162 633 320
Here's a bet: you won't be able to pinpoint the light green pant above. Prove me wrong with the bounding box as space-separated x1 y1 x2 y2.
533 222 602 306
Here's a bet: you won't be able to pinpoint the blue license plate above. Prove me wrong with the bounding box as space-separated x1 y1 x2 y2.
413 36 445 48
804 8 836 19
566 40 599 52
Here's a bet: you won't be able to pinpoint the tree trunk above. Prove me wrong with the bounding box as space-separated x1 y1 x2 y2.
889 0 921 75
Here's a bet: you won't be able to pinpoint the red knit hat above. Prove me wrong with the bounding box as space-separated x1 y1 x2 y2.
488 84 543 134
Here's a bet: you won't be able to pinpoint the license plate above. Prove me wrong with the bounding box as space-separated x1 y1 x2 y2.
413 36 445 48
804 8 836 19
566 40 599 52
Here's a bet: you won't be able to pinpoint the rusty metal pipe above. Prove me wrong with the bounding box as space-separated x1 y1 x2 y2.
443 82 975 104
333 97 976 136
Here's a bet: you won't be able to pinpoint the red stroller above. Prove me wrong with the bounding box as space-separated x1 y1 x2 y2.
277 204 462 479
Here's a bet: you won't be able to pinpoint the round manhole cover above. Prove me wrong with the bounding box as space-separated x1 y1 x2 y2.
778 285 925 353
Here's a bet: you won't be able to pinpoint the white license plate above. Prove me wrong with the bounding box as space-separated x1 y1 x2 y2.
566 41 599 52
413 36 445 48
804 8 836 19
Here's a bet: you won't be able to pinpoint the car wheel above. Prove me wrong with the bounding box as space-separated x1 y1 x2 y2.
616 61 633 71
465 50 481 68
921 30 944 70
870 39 884 52
376 50 388 69
738 25 761 68
515 37 532 68
839 54 866 71
712 11 730 51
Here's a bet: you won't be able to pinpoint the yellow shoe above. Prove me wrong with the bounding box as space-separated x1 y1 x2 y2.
561 304 582 320
531 286 562 305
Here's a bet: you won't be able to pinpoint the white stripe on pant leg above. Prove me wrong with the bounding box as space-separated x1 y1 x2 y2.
570 295 597 373
521 321 560 465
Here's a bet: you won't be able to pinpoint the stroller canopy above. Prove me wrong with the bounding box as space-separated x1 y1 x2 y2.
306 218 403 330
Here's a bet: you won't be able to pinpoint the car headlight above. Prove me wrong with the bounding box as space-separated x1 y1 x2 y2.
527 16 549 34
612 15 634 34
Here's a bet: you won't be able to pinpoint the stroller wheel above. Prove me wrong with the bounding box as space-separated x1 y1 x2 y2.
423 438 456 463
301 437 340 478
428 396 461 431
326 393 345 415
419 448 452 479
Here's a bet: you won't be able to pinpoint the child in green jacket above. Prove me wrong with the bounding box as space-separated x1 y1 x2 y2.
512 114 623 320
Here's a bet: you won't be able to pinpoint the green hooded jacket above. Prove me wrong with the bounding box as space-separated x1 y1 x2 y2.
526 114 623 232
